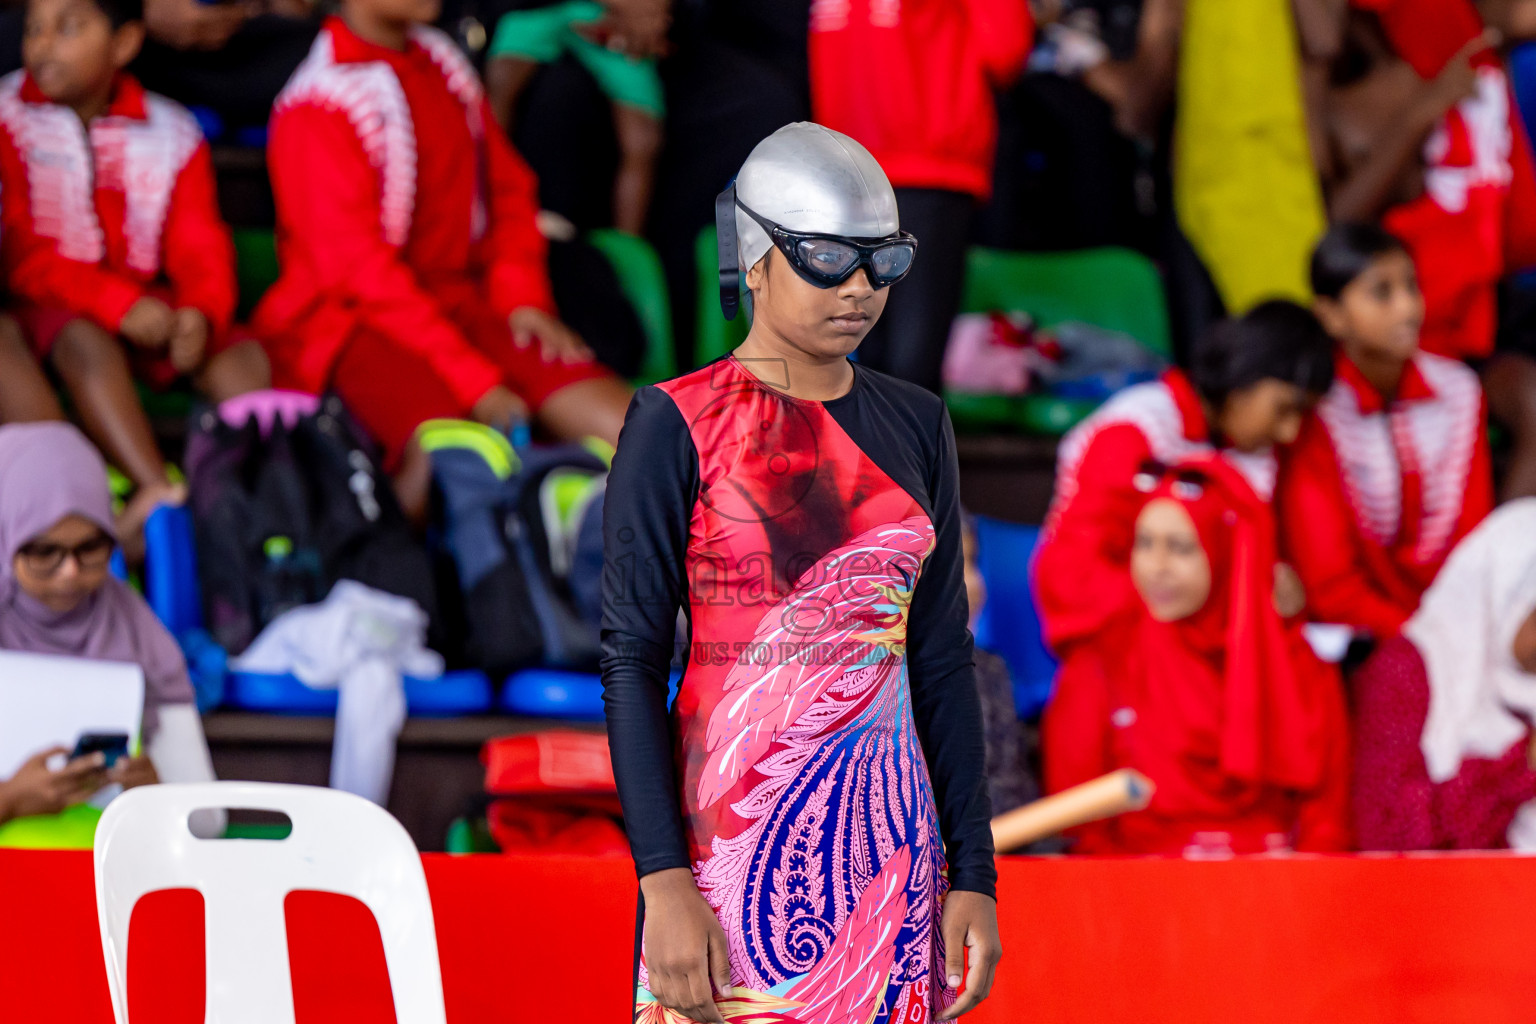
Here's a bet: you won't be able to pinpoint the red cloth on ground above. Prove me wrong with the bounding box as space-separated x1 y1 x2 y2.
808 0 1032 199
257 18 608 459
1356 0 1536 358
0 71 236 343
1033 369 1276 657
1043 456 1353 856
1351 635 1536 850
1276 352 1492 637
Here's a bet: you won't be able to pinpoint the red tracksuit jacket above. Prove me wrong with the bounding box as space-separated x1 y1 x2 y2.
255 16 556 410
808 0 1032 199
0 71 235 338
1360 0 1536 359
1276 352 1493 637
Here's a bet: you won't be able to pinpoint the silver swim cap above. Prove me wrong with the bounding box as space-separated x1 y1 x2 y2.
716 122 902 319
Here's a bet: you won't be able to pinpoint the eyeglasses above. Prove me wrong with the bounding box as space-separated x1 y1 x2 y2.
1133 460 1210 498
16 532 115 576
735 199 918 291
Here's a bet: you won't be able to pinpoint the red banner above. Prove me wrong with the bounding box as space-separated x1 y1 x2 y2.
4 848 1534 1023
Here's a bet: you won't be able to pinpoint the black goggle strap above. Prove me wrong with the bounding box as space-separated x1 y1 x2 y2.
715 181 742 321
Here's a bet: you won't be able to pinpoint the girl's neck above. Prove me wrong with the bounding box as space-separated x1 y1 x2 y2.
1345 344 1406 401
343 9 411 51
70 93 111 126
66 75 116 126
734 330 855 402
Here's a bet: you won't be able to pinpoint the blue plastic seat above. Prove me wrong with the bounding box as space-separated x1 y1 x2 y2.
141 503 493 716
971 516 1057 718
501 666 682 719
501 668 606 720
227 668 494 717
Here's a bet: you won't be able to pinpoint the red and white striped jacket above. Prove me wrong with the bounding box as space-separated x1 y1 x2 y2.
1276 351 1493 636
0 71 235 337
254 17 554 409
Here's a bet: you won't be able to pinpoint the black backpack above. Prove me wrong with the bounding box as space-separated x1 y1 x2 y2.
422 420 606 678
184 394 439 656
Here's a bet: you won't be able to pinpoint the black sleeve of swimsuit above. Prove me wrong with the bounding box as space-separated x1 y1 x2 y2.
905 405 998 898
600 385 699 879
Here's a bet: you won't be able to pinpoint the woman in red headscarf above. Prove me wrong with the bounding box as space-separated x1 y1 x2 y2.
1042 455 1353 856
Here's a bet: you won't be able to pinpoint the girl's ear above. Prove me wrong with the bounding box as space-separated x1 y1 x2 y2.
745 252 768 292
112 21 146 71
1312 295 1348 339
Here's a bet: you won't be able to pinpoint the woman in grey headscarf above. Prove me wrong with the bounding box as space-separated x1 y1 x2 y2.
0 422 213 826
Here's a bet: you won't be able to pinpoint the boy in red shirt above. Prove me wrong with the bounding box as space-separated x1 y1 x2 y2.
1277 223 1493 639
0 0 269 542
256 0 632 519
809 0 1033 392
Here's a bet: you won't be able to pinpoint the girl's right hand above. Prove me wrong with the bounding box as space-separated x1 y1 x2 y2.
0 748 107 822
120 297 177 348
639 867 733 1023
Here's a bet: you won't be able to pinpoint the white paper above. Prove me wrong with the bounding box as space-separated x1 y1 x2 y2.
0 649 145 779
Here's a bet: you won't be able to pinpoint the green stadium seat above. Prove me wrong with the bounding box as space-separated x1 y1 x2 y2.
946 246 1172 435
694 226 748 369
232 227 279 322
959 246 1171 356
585 229 677 384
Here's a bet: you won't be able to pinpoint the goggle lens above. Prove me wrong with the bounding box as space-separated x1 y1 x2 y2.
796 238 861 280
869 244 914 282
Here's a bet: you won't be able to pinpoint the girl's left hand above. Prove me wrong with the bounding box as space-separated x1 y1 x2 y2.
110 755 160 791
936 890 1002 1020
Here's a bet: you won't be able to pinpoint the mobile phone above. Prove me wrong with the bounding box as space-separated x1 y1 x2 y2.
70 732 130 769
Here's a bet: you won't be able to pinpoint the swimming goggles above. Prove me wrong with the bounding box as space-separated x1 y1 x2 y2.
715 183 917 319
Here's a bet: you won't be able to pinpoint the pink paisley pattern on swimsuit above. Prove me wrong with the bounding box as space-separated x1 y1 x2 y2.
634 357 955 1024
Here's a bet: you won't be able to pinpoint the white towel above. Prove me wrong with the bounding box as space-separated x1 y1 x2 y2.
232 581 443 805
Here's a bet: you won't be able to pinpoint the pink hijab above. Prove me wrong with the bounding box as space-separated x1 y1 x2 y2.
0 423 192 735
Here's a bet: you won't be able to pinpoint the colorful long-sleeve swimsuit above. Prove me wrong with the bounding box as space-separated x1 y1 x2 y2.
601 355 996 1024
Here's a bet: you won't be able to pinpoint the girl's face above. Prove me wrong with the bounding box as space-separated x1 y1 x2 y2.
744 248 891 361
1216 378 1311 452
1315 250 1424 367
1131 498 1212 622
1513 606 1536 674
12 514 114 614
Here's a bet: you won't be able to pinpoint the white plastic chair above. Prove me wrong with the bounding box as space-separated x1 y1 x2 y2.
93 781 448 1024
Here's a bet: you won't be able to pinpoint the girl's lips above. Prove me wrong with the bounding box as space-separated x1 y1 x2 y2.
829 312 869 331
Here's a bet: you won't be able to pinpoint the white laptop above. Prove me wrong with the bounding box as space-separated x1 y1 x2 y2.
0 649 144 779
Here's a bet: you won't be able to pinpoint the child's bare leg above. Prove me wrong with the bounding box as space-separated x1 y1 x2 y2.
194 339 271 404
484 55 542 132
535 375 633 449
611 103 662 235
50 320 183 557
392 434 434 529
0 315 64 422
